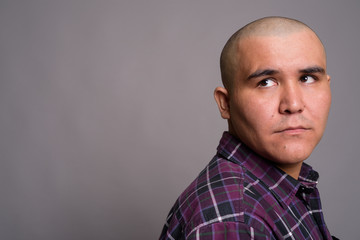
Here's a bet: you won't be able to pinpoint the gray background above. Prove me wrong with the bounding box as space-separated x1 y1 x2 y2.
1 0 359 239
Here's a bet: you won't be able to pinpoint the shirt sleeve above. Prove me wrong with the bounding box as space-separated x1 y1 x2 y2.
185 221 272 240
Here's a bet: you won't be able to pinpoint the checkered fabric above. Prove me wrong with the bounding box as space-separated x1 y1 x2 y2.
159 132 333 239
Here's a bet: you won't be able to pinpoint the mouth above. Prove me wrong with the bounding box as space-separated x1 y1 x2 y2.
275 126 311 134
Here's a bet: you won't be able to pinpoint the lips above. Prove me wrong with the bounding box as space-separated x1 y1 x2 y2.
275 126 310 134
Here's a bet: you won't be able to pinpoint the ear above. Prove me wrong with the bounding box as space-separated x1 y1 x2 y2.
214 87 230 119
327 74 331 83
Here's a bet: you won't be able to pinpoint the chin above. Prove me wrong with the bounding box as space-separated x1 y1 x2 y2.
273 154 309 165
263 141 315 165
272 148 313 165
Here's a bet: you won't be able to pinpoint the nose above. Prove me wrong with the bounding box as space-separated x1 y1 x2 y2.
279 83 305 114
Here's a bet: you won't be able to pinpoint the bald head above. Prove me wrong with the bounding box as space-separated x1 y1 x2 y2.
220 17 325 92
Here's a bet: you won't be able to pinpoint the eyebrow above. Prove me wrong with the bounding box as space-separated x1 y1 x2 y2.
299 66 325 74
247 69 279 80
247 66 326 80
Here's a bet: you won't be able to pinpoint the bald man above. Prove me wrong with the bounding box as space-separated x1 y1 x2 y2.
160 17 337 240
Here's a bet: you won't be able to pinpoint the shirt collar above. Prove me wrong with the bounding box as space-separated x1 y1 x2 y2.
217 132 319 208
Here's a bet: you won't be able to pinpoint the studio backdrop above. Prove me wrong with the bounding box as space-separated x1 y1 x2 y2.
1 0 359 239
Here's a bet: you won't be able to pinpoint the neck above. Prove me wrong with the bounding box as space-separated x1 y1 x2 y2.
276 162 303 179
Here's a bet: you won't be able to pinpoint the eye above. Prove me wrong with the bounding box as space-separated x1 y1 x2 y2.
300 75 317 83
258 78 277 88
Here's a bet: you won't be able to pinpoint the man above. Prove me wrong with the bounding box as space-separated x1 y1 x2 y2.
160 17 337 239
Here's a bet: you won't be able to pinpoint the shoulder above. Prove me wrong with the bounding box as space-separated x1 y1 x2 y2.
186 221 272 240
178 156 245 220
162 156 273 239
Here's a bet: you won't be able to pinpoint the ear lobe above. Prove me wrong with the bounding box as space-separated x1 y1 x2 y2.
214 87 231 119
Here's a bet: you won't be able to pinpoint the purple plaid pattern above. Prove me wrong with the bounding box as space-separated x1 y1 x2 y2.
159 132 333 239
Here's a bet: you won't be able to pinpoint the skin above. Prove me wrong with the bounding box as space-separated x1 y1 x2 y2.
214 28 331 179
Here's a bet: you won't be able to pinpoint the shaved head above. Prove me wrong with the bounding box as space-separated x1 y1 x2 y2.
214 16 331 177
220 16 325 93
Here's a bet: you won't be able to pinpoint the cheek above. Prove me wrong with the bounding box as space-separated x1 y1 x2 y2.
234 97 277 132
308 90 331 124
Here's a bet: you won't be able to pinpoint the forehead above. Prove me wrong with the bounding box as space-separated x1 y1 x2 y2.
236 30 326 75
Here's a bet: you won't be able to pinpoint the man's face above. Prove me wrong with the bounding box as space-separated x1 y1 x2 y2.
222 30 331 168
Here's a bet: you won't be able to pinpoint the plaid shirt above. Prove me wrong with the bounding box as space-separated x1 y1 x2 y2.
160 132 333 239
